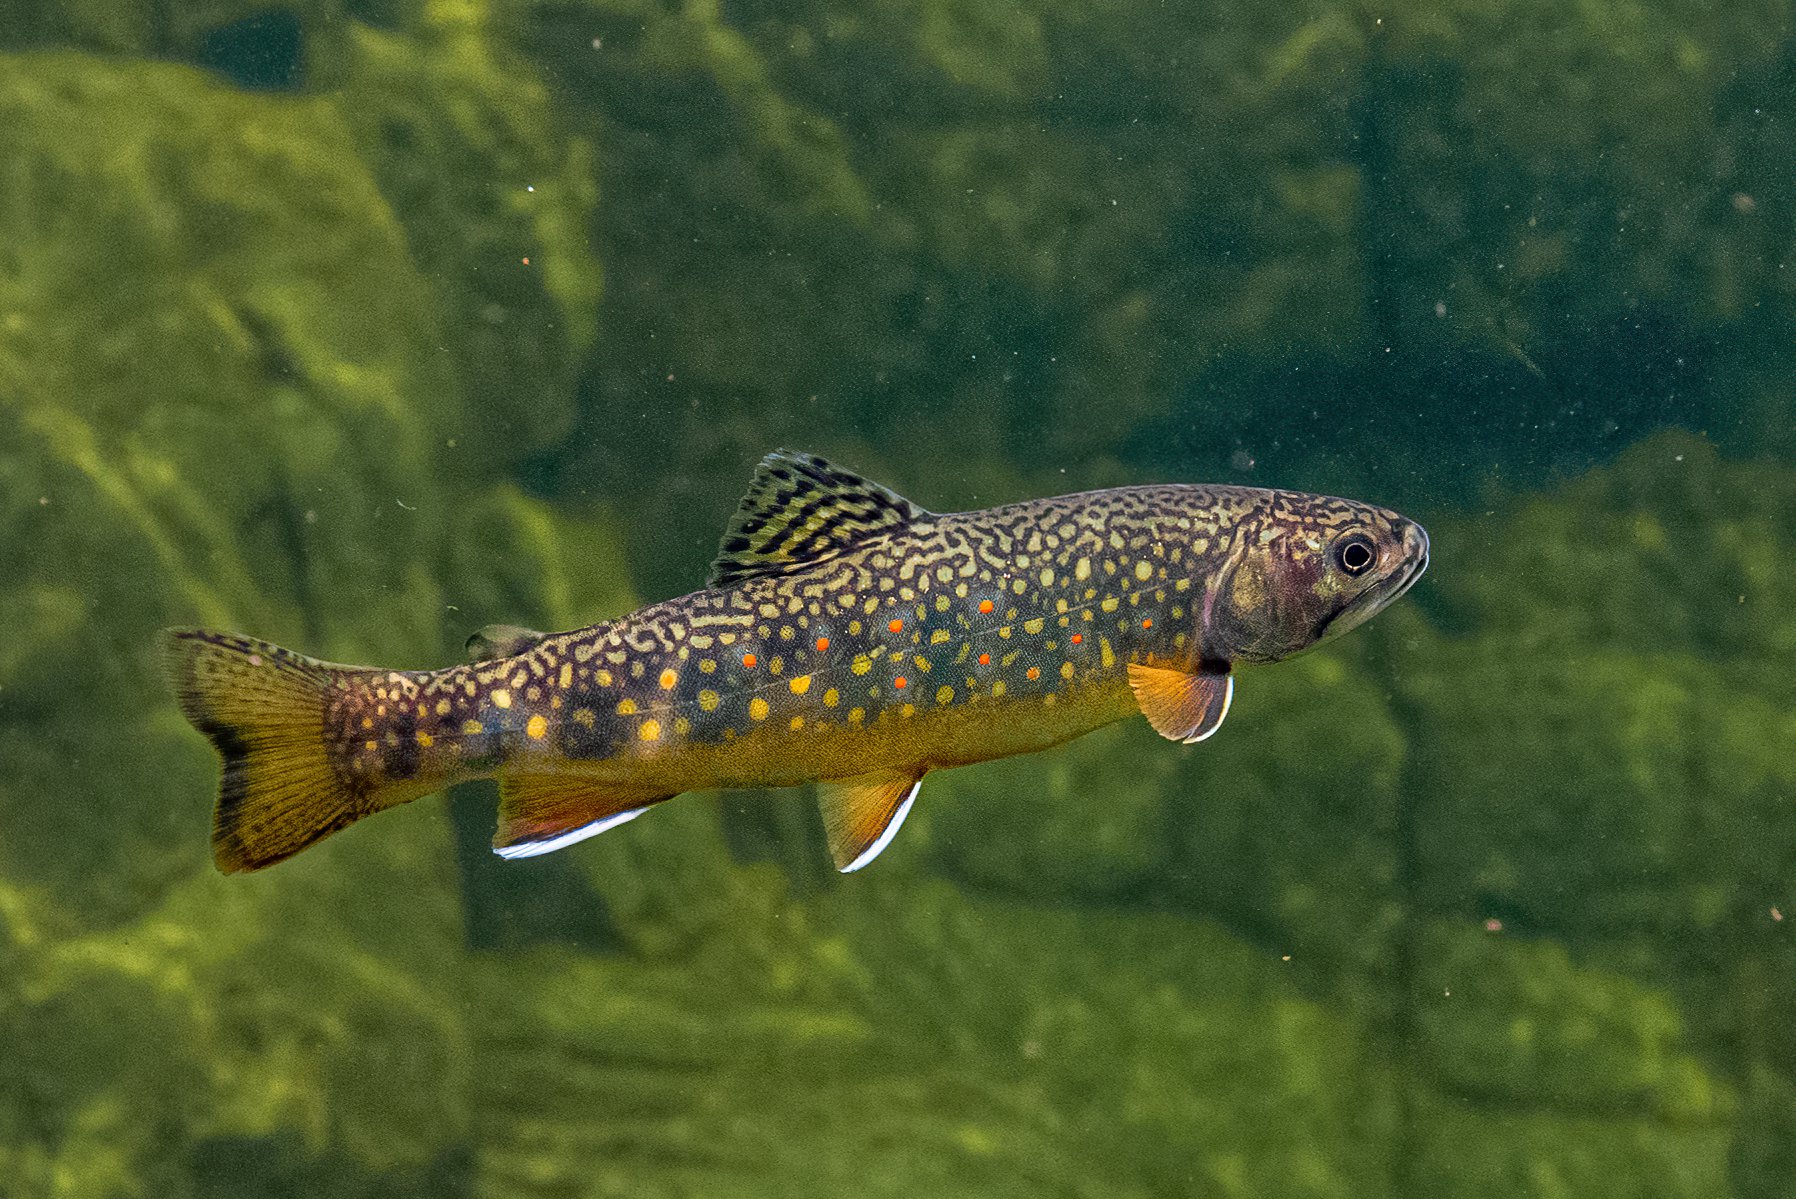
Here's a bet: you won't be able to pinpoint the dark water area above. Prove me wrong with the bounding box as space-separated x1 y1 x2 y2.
2 2 1794 1195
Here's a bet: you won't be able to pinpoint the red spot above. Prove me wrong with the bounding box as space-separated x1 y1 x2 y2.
1142 618 1153 629
889 618 904 633
978 653 991 666
978 599 994 614
521 257 531 265
1070 633 1083 645
815 636 830 652
1484 918 1504 933
894 675 908 689
1026 666 1040 681
742 653 757 668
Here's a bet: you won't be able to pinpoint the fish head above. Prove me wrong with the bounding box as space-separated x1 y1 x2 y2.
1203 490 1428 665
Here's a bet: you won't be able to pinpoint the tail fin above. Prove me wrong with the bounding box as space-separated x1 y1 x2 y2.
163 628 377 873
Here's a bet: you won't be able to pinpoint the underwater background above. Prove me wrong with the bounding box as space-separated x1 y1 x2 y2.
3 0 1795 1195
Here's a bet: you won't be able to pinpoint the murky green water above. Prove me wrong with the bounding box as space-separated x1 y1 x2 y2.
3 3 1793 1195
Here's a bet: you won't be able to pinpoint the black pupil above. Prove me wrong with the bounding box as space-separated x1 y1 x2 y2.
1340 540 1374 573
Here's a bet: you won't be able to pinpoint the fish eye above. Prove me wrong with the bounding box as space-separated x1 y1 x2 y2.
1334 534 1377 577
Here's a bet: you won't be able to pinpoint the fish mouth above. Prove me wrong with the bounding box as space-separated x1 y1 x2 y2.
1385 520 1429 604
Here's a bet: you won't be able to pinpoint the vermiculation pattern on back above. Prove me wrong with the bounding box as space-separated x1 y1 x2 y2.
346 481 1273 794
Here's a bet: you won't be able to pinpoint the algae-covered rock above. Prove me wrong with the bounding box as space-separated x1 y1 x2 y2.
0 51 452 922
925 720 1178 901
473 884 1395 1199
337 10 601 476
0 812 471 1193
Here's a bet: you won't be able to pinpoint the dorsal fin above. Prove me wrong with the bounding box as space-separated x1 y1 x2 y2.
708 450 926 588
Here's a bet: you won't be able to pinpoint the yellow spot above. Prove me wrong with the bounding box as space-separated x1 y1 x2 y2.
675 716 691 735
935 595 950 612
416 731 433 748
900 703 915 718
931 628 952 645
365 739 378 751
596 669 613 686
848 707 866 724
1135 559 1153 580
659 668 678 690
999 626 1013 639
851 655 872 676
1023 617 1045 634
992 680 1007 698
936 685 955 705
1060 661 1075 680
769 656 784 675
1100 638 1116 668
1039 567 1054 587
748 697 770 721
436 699 451 716
639 719 661 741
361 716 373 729
558 663 573 689
573 708 596 727
823 687 840 708
526 714 549 740
492 689 512 709
1075 557 1091 581
462 719 484 736
698 689 720 712
700 658 716 673
789 715 805 730
1011 578 1026 593
848 620 863 635
789 674 812 695
617 698 638 715
1101 596 1120 613
550 696 562 709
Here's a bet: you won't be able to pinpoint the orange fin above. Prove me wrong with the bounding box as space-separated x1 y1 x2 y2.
1128 662 1233 744
494 775 670 860
817 771 923 872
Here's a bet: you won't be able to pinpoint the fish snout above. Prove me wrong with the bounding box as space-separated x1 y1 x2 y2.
1393 519 1429 596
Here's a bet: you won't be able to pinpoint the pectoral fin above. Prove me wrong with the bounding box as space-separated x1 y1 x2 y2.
494 775 671 859
817 771 923 872
1127 662 1233 744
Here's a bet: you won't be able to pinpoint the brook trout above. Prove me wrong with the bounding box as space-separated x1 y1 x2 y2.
166 451 1428 874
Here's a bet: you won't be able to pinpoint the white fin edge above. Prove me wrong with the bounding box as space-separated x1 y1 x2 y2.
840 780 922 873
1184 674 1234 744
493 805 649 860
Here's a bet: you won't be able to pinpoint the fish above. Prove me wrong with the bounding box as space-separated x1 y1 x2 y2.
164 450 1429 875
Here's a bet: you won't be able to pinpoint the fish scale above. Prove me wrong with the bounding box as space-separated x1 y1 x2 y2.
165 450 1428 875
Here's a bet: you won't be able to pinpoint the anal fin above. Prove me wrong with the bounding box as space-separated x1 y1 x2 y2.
494 775 671 860
1127 662 1233 744
818 771 923 873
